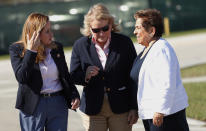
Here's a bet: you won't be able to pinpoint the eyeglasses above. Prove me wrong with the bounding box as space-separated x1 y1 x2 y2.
91 25 109 33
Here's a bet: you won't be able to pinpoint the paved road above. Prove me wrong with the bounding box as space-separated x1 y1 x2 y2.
0 33 206 131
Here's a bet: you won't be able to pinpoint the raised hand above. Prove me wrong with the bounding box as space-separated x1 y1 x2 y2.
26 31 41 51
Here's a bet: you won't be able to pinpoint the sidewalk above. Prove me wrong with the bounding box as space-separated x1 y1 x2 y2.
182 76 206 83
187 118 206 131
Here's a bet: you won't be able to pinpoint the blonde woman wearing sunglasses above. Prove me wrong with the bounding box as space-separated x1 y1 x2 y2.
70 3 138 131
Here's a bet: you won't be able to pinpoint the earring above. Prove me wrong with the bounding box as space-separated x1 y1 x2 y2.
149 33 153 38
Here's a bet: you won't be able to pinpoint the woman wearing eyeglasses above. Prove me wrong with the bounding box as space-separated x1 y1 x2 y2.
70 3 138 131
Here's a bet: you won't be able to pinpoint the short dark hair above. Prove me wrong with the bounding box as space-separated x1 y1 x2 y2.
134 9 164 37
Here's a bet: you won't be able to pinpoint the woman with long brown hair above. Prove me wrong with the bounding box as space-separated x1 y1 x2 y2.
9 13 80 131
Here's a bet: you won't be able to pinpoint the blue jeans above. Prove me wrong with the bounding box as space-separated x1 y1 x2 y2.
143 109 189 131
19 95 68 131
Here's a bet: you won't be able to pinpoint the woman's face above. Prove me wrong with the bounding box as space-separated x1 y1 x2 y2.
134 18 152 47
90 19 112 45
40 21 53 46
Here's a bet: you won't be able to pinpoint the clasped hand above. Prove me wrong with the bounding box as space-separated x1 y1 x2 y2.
153 112 164 127
128 109 138 125
71 98 80 110
85 66 100 82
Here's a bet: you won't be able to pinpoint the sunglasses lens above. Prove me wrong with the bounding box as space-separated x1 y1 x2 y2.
102 25 109 32
92 28 100 33
91 25 109 33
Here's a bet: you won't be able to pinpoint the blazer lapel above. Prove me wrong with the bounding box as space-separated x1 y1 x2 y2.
32 61 43 89
50 49 57 61
51 47 67 77
50 48 62 71
104 37 117 71
89 40 103 70
34 62 41 71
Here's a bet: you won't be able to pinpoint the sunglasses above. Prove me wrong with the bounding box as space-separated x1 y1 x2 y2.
91 25 109 33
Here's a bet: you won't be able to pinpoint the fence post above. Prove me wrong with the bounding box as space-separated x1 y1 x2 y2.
164 17 170 36
0 32 5 49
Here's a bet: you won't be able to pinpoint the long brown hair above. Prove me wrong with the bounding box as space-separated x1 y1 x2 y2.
16 13 56 63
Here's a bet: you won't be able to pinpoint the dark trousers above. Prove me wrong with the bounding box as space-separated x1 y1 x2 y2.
143 109 189 131
19 95 68 131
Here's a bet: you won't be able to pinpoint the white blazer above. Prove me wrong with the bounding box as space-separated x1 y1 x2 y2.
138 38 188 119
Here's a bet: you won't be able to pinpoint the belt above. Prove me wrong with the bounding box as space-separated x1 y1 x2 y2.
40 91 63 97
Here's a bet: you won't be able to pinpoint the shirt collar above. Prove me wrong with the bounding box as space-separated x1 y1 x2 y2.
92 34 111 50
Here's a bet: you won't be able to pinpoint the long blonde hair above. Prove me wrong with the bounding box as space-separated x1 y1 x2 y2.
16 13 56 63
81 3 119 36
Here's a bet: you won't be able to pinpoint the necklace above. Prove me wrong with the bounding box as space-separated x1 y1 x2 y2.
140 39 157 59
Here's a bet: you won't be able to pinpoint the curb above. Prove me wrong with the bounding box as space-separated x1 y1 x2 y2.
182 76 206 83
187 118 206 127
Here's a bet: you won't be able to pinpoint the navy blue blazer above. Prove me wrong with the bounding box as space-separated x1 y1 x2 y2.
9 42 80 115
70 32 137 115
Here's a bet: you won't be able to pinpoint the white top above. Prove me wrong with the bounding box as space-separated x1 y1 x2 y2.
92 37 110 69
137 38 188 119
39 48 62 94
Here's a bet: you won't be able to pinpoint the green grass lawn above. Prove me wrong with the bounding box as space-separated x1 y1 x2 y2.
0 54 9 60
184 82 206 121
181 63 206 78
63 46 72 51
